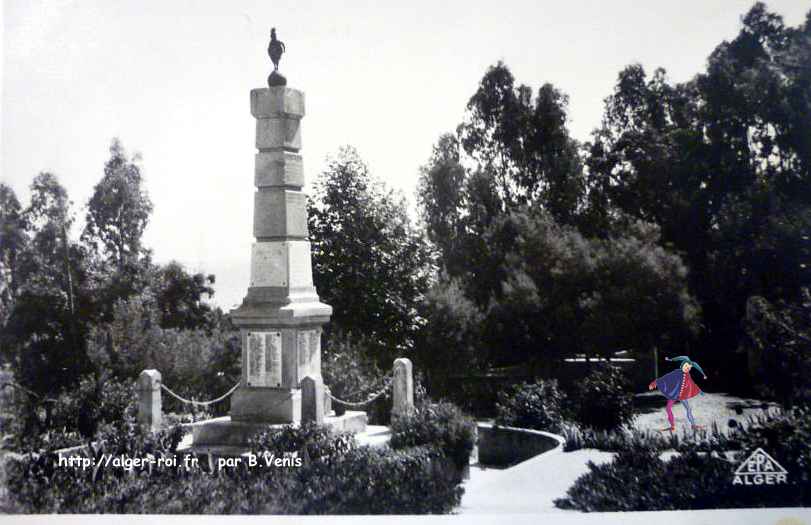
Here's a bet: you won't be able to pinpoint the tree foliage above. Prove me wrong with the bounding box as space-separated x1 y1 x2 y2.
417 61 698 381
584 4 811 384
2 173 92 394
1 140 223 410
308 146 431 362
83 138 153 271
0 184 27 327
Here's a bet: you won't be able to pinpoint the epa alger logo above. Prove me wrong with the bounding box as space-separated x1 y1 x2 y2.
733 448 788 486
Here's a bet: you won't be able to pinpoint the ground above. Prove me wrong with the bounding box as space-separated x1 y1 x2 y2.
631 391 780 434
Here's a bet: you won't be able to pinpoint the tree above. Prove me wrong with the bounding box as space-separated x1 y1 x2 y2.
0 184 28 328
82 139 154 319
307 146 431 363
584 4 811 387
83 138 153 270
743 290 811 407
2 173 92 395
419 63 587 308
481 209 699 369
153 261 216 331
414 276 484 395
457 61 586 221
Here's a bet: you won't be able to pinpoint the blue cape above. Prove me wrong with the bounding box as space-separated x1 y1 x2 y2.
655 369 685 400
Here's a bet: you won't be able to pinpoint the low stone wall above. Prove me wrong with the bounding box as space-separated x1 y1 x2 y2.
476 423 563 467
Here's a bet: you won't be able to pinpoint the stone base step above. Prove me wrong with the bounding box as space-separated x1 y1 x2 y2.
183 411 368 455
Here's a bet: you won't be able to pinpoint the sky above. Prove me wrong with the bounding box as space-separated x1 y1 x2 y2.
2 0 809 311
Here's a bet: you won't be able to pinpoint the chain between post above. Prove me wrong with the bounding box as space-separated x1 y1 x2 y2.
325 375 393 408
160 381 241 407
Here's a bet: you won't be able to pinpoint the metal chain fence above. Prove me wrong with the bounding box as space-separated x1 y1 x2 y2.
160 381 241 407
326 374 393 408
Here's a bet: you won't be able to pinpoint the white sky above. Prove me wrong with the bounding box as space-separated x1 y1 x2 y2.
2 0 809 311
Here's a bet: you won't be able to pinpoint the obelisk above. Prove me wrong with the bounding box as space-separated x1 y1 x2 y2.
229 29 332 424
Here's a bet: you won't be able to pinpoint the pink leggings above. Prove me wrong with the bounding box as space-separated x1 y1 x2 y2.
665 399 695 426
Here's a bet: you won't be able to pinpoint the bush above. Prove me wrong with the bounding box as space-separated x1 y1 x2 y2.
562 420 742 453
322 331 428 424
494 379 566 433
562 424 677 453
292 445 463 514
733 405 811 500
390 401 476 469
566 363 634 431
3 374 136 452
51 374 136 439
555 407 811 511
5 416 468 514
249 421 357 465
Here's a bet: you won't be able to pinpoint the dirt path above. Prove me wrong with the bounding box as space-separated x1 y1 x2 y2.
632 392 779 434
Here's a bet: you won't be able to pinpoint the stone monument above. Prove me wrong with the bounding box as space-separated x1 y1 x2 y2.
228 29 331 425
190 30 365 451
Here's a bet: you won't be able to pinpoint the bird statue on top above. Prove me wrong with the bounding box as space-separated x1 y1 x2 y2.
267 27 286 87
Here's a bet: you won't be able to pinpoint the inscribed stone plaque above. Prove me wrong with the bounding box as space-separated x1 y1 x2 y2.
247 331 282 387
247 332 265 386
308 330 319 364
250 242 287 287
298 331 308 367
265 332 282 387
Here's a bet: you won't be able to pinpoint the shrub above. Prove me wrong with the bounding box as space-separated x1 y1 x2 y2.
494 379 566 433
292 445 464 514
3 374 136 452
732 405 811 502
562 424 677 453
390 401 476 469
566 363 634 431
321 331 428 424
50 374 136 439
555 407 811 511
5 416 468 514
563 420 742 453
249 421 357 465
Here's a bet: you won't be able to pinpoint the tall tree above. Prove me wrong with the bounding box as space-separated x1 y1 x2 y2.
308 146 431 362
584 4 811 386
3 173 91 394
457 61 586 221
0 184 28 328
82 138 154 319
420 63 588 308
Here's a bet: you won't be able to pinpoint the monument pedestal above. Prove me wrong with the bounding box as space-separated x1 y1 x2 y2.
230 387 301 424
188 411 369 455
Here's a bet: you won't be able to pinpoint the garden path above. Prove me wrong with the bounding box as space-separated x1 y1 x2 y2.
458 447 615 514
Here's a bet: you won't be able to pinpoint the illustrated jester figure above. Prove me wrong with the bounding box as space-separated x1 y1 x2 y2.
648 356 707 431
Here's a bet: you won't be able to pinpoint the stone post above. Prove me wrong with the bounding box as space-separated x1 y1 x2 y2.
324 385 333 416
301 375 325 424
137 369 162 432
229 84 332 424
392 358 414 421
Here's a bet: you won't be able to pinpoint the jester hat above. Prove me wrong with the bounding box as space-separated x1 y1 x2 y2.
666 355 707 379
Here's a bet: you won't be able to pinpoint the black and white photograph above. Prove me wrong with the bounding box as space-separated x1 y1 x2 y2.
1 1 810 523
